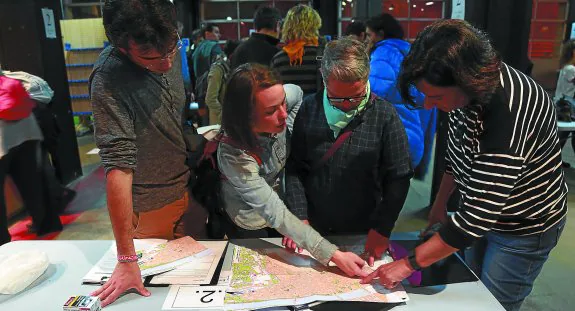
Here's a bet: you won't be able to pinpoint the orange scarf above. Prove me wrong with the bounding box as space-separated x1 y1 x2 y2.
282 38 319 66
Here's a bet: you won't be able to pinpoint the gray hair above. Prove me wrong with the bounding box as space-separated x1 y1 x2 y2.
321 37 370 83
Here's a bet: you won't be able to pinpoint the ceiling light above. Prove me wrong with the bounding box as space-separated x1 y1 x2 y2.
226 16 232 21
426 1 434 5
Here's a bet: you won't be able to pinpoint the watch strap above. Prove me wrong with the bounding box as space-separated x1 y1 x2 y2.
407 249 422 271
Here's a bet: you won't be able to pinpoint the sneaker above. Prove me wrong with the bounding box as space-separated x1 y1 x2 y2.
75 124 91 137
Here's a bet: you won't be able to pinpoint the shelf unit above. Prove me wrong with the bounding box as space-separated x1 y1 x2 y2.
63 42 108 115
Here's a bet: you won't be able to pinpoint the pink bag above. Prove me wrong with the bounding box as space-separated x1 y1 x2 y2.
0 75 36 121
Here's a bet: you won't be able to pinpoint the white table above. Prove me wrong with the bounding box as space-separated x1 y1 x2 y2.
0 234 504 311
558 121 575 131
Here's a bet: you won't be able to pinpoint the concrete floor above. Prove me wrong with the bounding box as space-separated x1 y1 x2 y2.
27 134 574 310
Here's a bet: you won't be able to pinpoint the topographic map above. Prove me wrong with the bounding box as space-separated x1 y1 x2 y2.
224 245 409 310
138 236 209 271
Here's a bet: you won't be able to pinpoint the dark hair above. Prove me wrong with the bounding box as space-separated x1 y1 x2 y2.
560 40 575 68
365 14 404 39
191 29 203 42
398 19 501 106
224 40 240 58
221 64 282 150
254 6 281 31
202 23 218 37
344 21 366 37
103 0 178 54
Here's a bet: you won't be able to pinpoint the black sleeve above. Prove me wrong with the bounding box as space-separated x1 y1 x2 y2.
370 176 411 237
285 97 311 220
370 101 413 237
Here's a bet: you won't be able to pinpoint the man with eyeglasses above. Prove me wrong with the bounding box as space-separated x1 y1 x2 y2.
284 38 412 266
89 0 208 307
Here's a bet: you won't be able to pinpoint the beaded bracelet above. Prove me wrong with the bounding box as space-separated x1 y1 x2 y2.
117 254 139 263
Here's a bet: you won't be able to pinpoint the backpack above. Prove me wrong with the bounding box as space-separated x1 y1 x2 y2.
194 70 210 106
556 96 574 122
194 58 229 106
188 132 262 239
0 75 36 121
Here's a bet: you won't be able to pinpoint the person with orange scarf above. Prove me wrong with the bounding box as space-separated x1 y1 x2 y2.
271 4 322 95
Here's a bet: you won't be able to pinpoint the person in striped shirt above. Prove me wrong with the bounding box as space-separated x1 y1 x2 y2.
270 4 323 95
361 20 567 311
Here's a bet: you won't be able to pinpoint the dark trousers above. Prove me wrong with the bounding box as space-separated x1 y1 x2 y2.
559 131 575 153
465 218 566 311
40 146 69 213
34 106 70 211
0 140 62 245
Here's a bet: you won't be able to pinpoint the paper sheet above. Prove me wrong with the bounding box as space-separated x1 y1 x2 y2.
150 241 228 286
82 238 212 284
86 148 100 155
163 285 228 311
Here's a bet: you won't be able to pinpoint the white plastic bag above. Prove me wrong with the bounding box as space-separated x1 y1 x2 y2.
0 251 49 295
3 70 54 104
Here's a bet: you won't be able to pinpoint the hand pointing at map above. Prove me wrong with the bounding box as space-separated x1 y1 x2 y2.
330 251 370 278
360 257 413 289
364 229 390 267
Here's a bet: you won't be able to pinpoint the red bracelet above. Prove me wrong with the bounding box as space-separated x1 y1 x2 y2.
117 254 139 263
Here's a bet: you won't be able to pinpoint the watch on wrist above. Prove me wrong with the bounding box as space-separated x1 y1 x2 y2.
406 249 422 271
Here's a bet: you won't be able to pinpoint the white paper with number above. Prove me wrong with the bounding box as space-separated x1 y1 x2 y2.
163 285 227 310
451 0 465 20
41 8 57 39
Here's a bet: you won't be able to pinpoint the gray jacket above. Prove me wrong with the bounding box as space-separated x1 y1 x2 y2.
217 84 338 265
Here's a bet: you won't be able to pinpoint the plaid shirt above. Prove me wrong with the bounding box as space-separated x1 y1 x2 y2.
285 93 412 236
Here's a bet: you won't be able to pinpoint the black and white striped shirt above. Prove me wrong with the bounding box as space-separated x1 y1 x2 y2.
438 63 568 249
270 46 320 95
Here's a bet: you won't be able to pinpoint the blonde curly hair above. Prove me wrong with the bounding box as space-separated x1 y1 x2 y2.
281 4 321 42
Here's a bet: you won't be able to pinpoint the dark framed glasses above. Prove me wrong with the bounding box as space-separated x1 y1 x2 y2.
326 93 368 105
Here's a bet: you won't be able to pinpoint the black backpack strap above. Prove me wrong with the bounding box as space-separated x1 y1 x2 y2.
311 94 376 171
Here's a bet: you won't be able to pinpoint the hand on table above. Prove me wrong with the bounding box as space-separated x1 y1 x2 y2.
90 261 150 307
282 219 310 253
360 258 414 289
364 229 390 267
331 250 369 278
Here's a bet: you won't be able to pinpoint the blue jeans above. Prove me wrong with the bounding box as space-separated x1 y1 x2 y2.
465 218 566 311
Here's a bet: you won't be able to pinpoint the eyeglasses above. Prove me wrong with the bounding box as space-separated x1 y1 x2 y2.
326 93 368 105
160 32 183 60
136 32 183 63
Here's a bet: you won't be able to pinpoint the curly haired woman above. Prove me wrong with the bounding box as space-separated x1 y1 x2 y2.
270 4 322 95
